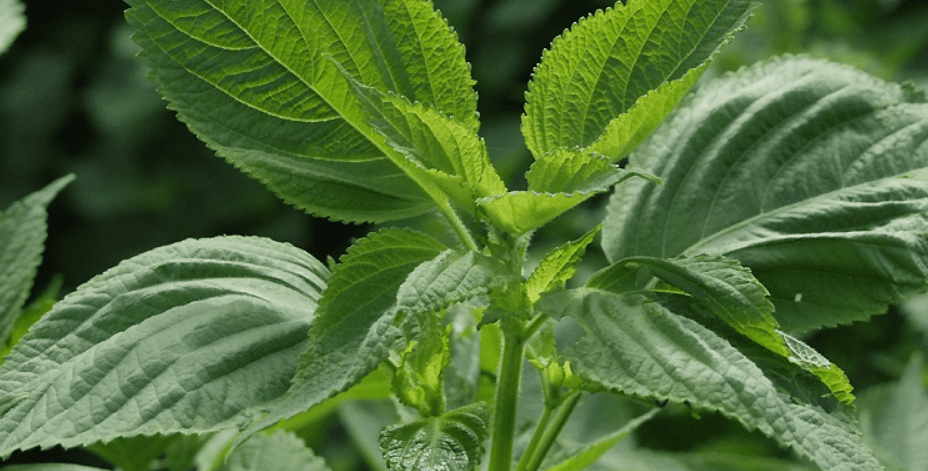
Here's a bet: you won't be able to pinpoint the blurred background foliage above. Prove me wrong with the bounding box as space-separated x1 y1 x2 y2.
1 0 928 469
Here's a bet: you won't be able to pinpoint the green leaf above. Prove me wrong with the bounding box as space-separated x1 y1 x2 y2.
858 354 928 471
478 150 656 236
392 313 450 416
126 0 476 223
347 77 506 214
88 434 181 471
0 175 73 346
526 225 601 303
0 236 328 457
603 55 928 332
595 448 815 471
0 465 110 471
542 408 658 471
0 0 24 55
522 0 758 160
540 288 883 471
380 402 490 471
222 430 332 471
237 228 445 441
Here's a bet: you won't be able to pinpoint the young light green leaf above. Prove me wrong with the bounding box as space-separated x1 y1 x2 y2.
0 175 73 346
347 78 507 214
392 313 450 416
604 55 928 332
526 225 601 303
858 354 928 471
522 0 758 160
0 236 328 458
126 0 476 223
539 289 883 471
222 430 332 471
478 149 657 235
380 402 490 471
237 228 446 443
0 0 25 55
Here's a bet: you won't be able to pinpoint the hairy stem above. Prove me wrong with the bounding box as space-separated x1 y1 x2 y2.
522 392 581 471
488 319 526 471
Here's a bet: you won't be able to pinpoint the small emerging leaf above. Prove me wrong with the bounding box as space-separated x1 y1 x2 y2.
380 402 490 471
526 225 601 303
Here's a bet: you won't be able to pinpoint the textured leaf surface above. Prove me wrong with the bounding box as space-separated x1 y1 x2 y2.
604 56 928 332
0 176 72 346
222 430 331 471
522 0 757 159
0 236 327 457
526 225 600 303
380 402 490 471
596 449 814 471
858 355 928 471
238 229 445 441
126 0 476 223
0 0 24 55
540 288 883 471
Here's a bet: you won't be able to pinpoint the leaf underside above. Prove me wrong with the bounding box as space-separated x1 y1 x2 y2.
604 55 928 332
0 236 328 457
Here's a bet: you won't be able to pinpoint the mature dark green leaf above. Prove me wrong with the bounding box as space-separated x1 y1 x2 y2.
540 288 883 470
0 175 73 347
222 430 332 471
858 355 928 471
0 236 327 457
604 56 928 332
522 0 758 160
380 402 490 471
237 228 445 442
0 0 25 54
126 0 477 223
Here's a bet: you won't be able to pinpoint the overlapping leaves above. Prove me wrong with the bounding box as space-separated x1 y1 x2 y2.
539 289 882 471
0 236 328 457
604 55 928 332
126 0 481 223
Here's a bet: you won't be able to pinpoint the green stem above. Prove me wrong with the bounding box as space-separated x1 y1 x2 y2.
523 392 581 471
488 319 526 471
514 404 554 471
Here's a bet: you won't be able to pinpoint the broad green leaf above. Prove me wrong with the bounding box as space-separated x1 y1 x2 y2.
598 255 788 357
0 276 60 361
0 236 328 457
595 448 815 471
0 175 73 346
478 191 592 236
126 0 477 223
858 354 928 471
222 430 332 471
0 0 24 55
379 402 490 471
237 228 445 442
89 434 181 471
347 78 506 214
526 225 601 303
522 0 758 160
604 56 928 332
539 288 883 471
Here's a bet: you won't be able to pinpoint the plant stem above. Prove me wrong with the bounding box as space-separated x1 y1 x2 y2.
522 392 581 471
514 404 554 471
488 319 526 471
